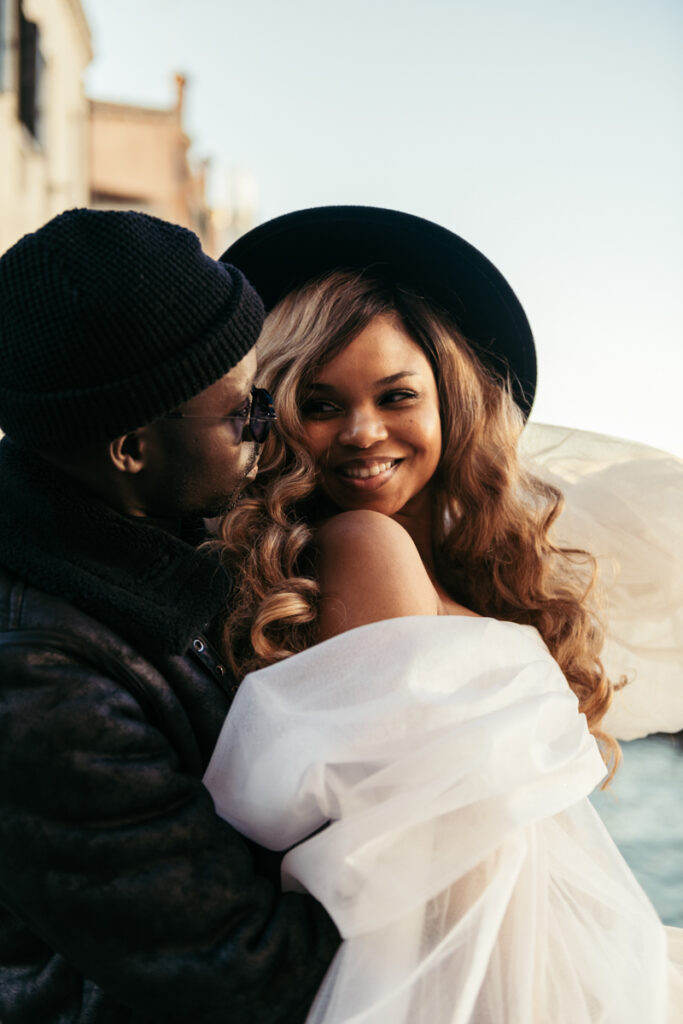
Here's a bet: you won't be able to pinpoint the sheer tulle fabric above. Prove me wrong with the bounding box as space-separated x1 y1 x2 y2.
204 617 683 1023
522 423 683 739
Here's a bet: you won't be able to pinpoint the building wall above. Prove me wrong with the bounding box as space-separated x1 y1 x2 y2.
0 5 248 261
89 75 215 254
0 0 91 255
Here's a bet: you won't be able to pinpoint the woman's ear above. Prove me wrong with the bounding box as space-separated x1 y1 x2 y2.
108 430 146 474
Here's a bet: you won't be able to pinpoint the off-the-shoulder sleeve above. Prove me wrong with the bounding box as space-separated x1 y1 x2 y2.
205 616 682 1023
205 616 604 853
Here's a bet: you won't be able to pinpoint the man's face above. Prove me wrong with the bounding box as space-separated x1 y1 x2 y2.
137 348 260 518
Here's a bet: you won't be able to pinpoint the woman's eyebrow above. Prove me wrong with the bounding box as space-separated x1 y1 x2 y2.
375 371 420 386
308 371 420 392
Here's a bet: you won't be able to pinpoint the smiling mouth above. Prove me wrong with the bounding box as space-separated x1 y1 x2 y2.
330 459 403 494
337 458 400 480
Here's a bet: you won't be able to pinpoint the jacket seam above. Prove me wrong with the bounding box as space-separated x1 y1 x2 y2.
7 577 25 629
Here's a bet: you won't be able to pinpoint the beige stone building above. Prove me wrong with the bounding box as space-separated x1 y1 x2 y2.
88 75 215 254
0 0 92 255
0 4 251 261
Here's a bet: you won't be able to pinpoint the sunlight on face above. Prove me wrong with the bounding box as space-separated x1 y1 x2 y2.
300 315 442 525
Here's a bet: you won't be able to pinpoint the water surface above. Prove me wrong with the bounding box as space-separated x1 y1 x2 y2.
590 735 683 926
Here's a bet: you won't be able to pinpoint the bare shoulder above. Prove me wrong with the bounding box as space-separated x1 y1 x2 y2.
314 511 440 641
315 510 428 570
316 508 417 547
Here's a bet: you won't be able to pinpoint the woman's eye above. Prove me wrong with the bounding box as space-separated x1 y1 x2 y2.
380 389 418 405
300 399 340 418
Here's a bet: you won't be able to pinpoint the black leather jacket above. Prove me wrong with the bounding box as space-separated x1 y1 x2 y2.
0 439 339 1023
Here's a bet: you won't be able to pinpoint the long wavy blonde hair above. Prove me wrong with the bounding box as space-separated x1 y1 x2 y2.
213 270 620 776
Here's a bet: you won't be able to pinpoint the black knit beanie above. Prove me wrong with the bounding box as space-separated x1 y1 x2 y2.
0 208 264 449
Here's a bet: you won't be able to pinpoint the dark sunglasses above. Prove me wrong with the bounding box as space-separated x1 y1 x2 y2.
165 387 277 444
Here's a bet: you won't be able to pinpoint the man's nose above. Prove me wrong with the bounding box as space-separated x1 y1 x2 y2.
337 407 388 447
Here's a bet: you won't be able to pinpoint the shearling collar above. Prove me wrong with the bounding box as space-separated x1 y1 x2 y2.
0 438 232 654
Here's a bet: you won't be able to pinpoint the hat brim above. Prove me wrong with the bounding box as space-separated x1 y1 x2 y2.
221 205 536 417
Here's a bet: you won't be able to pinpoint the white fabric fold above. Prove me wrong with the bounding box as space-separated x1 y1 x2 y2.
204 616 683 1023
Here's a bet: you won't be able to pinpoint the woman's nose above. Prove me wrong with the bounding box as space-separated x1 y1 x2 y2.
337 407 388 447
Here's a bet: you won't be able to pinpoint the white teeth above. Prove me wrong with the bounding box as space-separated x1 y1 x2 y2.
340 460 396 480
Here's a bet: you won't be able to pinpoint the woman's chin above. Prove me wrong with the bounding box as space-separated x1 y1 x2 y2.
321 466 404 512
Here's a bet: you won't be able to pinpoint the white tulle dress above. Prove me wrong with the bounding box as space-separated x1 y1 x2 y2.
203 426 683 1023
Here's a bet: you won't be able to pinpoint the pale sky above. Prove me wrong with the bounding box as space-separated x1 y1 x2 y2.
81 0 683 455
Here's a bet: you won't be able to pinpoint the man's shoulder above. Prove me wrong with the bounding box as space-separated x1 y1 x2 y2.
0 563 115 643
0 563 234 749
0 564 168 716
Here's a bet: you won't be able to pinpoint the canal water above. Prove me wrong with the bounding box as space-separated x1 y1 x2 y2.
590 734 683 926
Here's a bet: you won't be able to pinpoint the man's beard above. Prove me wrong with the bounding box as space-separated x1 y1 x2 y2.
211 443 260 517
244 442 260 478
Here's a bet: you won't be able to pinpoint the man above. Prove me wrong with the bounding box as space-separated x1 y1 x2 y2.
0 209 339 1023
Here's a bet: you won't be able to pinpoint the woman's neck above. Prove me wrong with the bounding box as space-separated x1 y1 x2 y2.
392 488 436 572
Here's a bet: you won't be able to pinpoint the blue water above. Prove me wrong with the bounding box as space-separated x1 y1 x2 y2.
590 734 683 926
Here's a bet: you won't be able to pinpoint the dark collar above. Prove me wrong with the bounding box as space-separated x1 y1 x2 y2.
0 438 232 654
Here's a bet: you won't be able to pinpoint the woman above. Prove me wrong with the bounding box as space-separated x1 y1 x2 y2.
204 206 683 1022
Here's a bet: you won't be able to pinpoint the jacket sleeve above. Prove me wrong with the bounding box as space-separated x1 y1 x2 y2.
0 640 340 1023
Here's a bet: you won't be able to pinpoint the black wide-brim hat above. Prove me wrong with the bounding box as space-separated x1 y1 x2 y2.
221 205 536 417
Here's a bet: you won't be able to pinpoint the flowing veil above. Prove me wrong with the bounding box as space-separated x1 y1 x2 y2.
522 423 683 739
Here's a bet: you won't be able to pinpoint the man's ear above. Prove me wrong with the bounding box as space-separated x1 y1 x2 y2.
108 430 146 474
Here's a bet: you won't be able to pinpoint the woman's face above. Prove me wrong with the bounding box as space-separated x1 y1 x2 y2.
299 314 442 525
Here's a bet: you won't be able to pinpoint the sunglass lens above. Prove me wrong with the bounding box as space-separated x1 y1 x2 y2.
248 418 265 443
248 388 276 444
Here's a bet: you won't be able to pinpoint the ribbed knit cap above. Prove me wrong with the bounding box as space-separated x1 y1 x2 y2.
0 208 264 448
